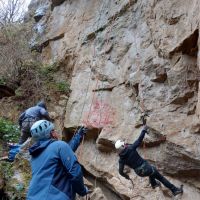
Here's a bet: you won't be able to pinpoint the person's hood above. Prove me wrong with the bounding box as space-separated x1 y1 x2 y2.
29 139 55 157
37 101 47 109
119 144 130 159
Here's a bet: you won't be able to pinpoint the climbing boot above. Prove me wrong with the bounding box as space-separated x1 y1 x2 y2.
172 185 183 196
152 181 161 189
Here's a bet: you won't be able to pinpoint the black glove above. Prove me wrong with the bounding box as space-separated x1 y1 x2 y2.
124 174 130 180
85 186 93 194
142 125 149 134
77 126 88 137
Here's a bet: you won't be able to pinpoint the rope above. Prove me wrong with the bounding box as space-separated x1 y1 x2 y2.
76 0 107 166
88 1 114 189
85 79 99 126
132 19 148 158
73 69 92 136
76 0 106 130
77 79 99 160
77 0 126 194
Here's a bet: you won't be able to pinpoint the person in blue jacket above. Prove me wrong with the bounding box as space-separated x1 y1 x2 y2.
115 125 183 196
27 120 90 200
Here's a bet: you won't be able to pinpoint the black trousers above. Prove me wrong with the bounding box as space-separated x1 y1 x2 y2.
134 161 176 191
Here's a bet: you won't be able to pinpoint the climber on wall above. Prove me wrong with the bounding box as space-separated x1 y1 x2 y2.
18 100 51 144
27 120 91 200
115 125 183 196
8 101 51 161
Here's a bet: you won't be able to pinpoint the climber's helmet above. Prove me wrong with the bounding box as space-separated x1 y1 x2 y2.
115 140 125 149
31 120 54 141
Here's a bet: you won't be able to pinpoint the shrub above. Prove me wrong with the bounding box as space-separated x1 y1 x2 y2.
0 22 34 86
39 62 59 76
0 77 6 85
56 81 70 93
0 118 20 143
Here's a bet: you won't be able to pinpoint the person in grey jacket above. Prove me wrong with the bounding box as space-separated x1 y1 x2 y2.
8 101 51 162
18 101 51 144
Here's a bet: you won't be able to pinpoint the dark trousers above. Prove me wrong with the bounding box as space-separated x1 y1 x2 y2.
19 119 37 144
134 161 176 192
149 167 175 191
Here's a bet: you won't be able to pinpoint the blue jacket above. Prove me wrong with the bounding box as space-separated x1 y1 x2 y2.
27 132 87 200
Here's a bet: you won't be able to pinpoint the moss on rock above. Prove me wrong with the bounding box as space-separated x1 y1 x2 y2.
0 152 31 199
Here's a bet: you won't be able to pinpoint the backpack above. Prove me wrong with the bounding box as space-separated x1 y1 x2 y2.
18 112 26 127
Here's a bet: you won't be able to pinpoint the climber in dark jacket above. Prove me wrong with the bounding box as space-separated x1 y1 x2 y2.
115 125 183 196
18 101 51 144
8 101 51 162
27 120 90 200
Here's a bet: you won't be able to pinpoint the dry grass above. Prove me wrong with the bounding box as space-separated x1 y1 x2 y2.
0 22 73 110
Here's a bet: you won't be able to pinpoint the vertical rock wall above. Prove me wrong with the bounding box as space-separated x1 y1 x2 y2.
29 0 200 199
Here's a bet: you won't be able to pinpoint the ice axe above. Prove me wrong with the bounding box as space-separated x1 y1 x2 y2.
85 189 93 200
140 113 150 135
129 178 134 189
141 113 149 126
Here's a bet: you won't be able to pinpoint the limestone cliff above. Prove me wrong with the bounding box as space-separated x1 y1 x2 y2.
12 0 200 199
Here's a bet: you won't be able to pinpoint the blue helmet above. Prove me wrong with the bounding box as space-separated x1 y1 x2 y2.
31 120 54 141
37 101 47 109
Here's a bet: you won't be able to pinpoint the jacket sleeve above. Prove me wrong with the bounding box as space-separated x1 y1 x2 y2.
68 127 87 152
119 159 130 180
59 142 87 196
131 130 147 150
68 128 85 152
39 108 51 121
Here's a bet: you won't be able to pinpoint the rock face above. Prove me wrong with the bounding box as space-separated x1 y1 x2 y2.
26 0 200 199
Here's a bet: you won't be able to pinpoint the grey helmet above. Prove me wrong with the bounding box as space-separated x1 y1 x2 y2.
31 120 54 141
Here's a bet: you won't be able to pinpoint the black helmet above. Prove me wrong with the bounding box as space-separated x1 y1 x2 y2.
37 101 47 109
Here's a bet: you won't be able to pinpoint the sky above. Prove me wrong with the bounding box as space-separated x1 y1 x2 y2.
0 0 32 18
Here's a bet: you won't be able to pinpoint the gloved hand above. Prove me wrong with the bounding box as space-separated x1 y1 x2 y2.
77 126 88 137
125 174 130 180
8 144 22 162
85 186 93 194
142 125 149 134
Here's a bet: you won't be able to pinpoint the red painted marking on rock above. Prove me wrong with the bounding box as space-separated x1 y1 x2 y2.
82 99 115 128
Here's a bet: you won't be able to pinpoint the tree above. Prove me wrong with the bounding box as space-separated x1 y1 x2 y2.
0 0 26 26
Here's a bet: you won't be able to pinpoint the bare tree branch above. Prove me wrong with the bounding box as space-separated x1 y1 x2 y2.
0 0 26 26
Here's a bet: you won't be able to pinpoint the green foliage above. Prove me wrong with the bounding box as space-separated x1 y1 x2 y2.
0 162 14 179
0 77 6 85
0 118 20 143
39 62 59 79
56 81 70 93
37 62 71 94
0 160 27 200
14 88 23 97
